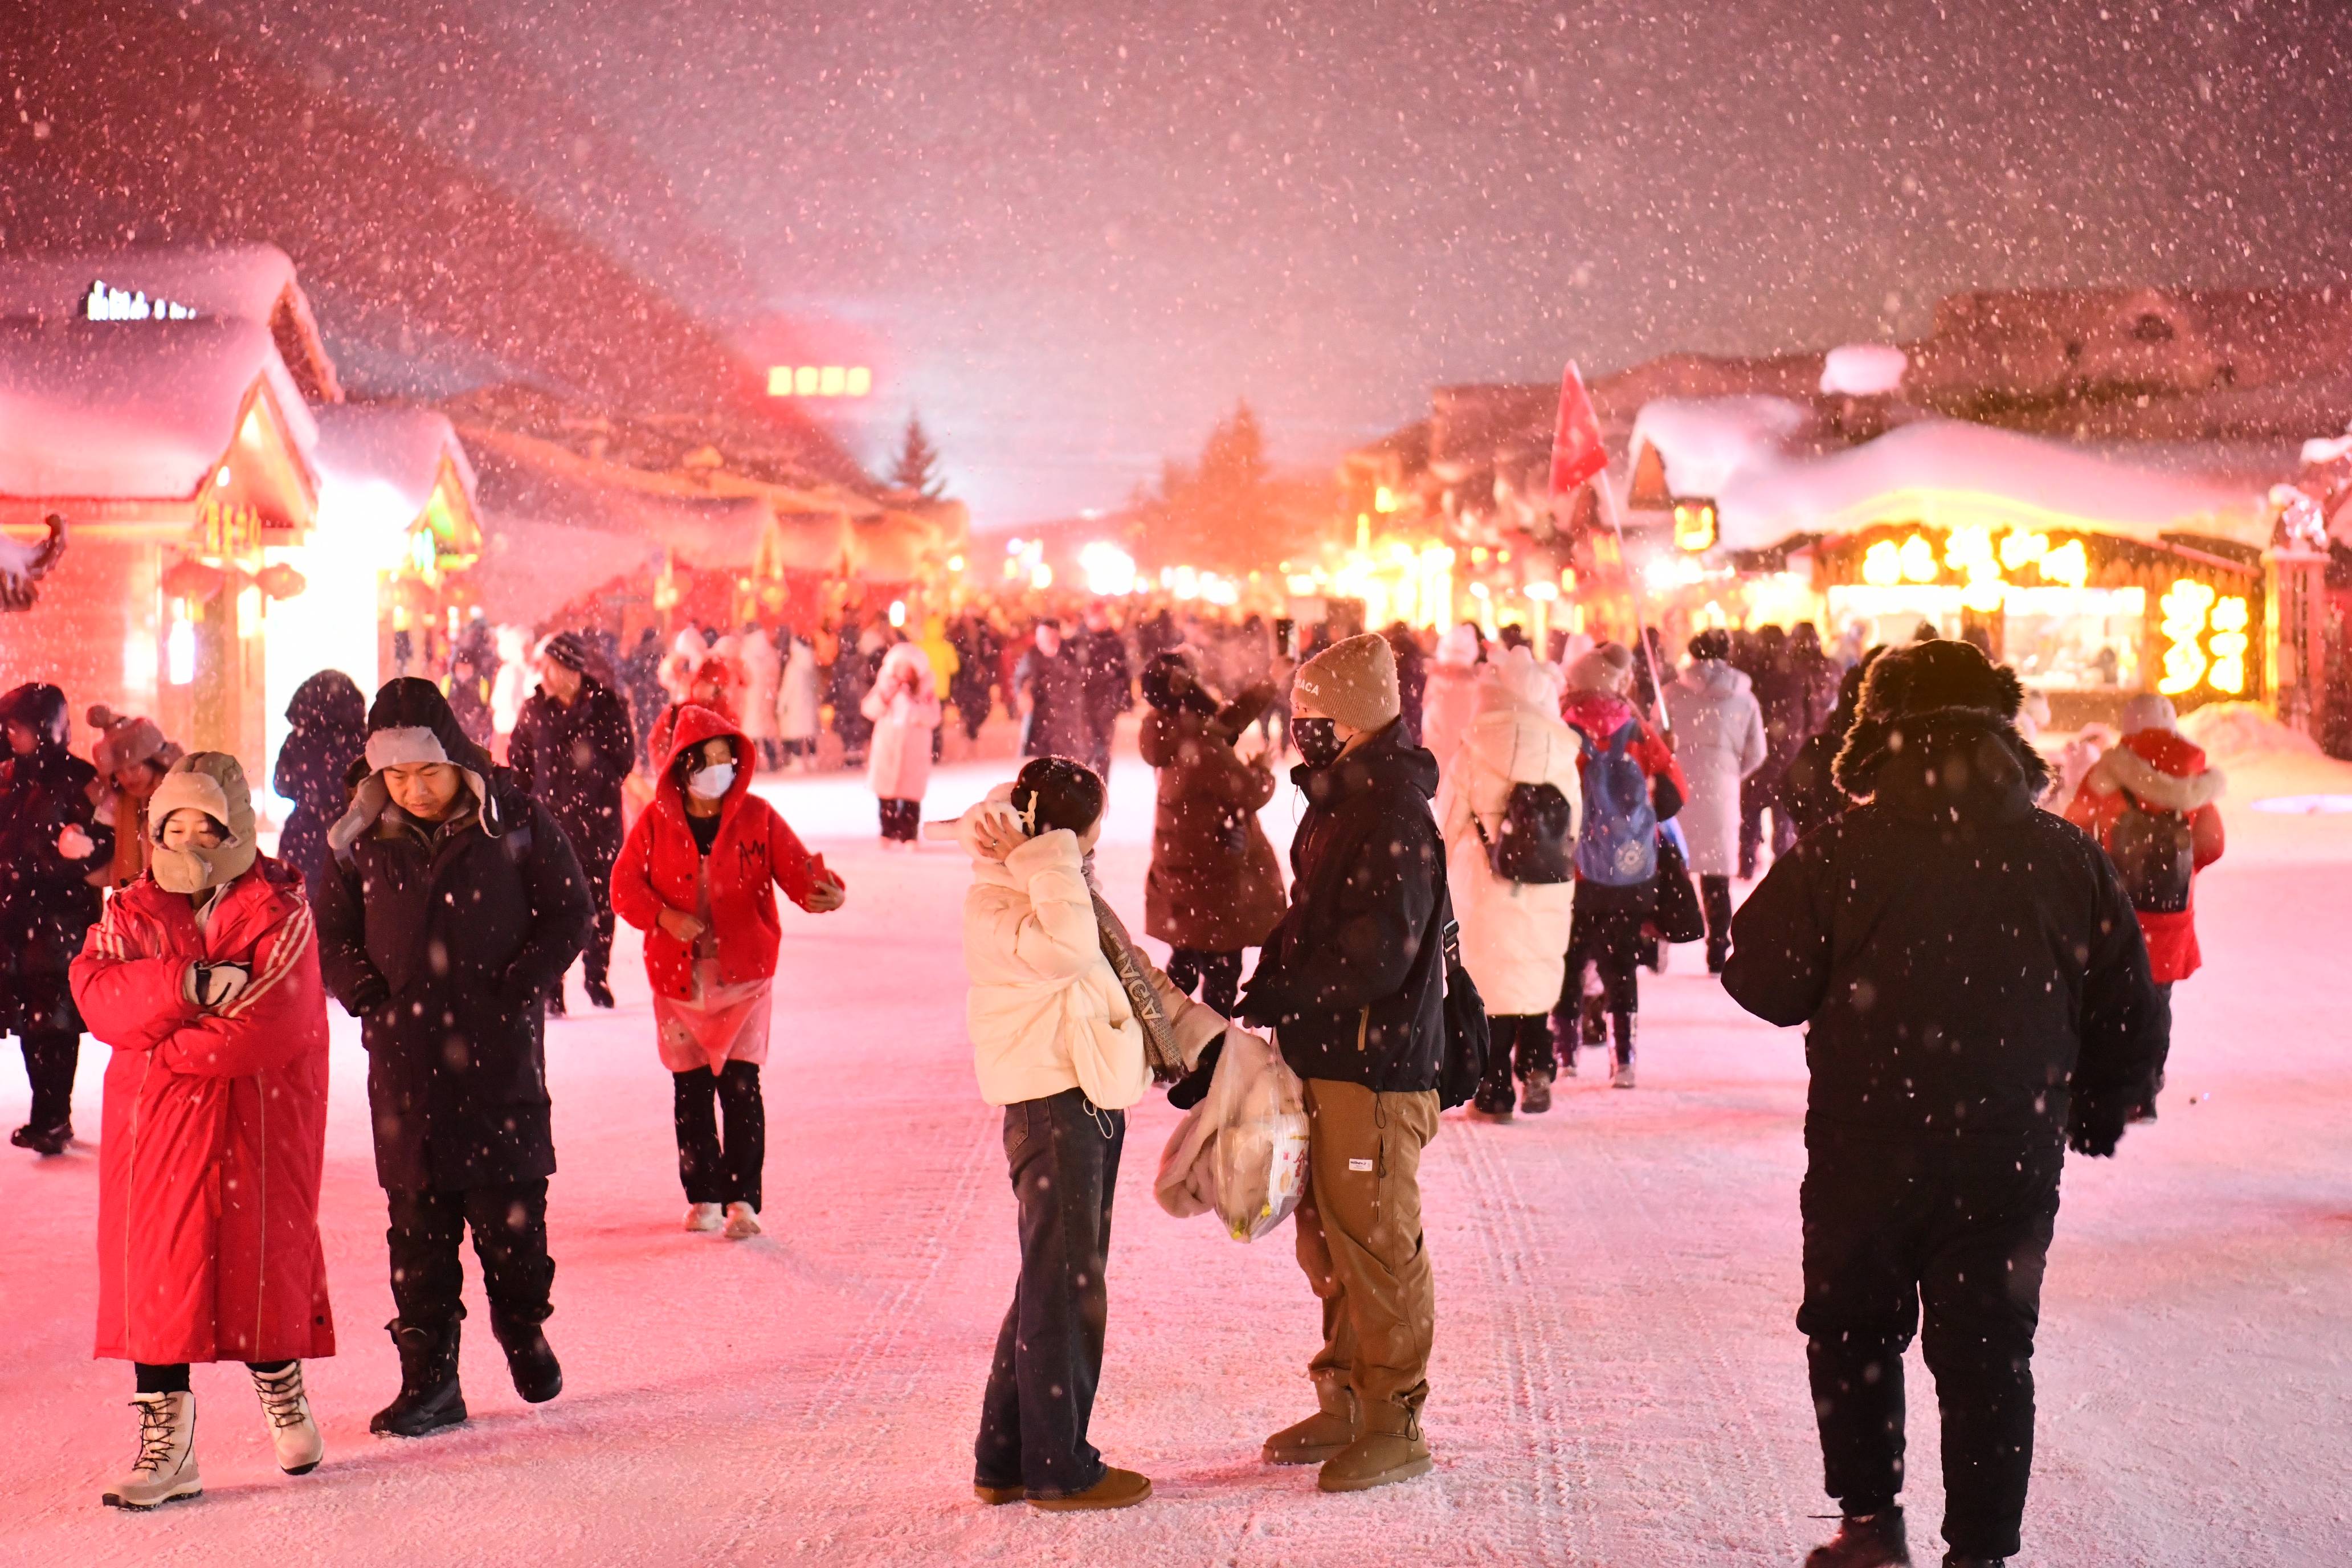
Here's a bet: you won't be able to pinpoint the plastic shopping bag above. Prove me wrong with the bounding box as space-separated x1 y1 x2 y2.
1154 1028 1309 1242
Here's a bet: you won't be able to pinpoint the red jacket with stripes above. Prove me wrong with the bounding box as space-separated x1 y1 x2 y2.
71 860 334 1365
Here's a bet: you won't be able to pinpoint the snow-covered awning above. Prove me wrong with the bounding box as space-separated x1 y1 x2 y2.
1627 396 1813 503
0 317 319 503
1715 419 2269 552
313 405 477 526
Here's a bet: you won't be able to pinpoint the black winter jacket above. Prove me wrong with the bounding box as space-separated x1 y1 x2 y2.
0 690 111 1002
273 671 369 881
314 758 592 1193
1015 645 1095 761
1239 720 1446 1093
507 677 635 865
1723 707 2161 1151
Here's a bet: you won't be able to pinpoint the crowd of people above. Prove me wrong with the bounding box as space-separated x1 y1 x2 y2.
0 592 2230 1564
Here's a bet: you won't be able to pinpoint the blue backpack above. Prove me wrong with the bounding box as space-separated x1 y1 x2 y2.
1575 719 1659 887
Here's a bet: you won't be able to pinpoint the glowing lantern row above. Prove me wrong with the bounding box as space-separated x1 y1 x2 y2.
1859 529 2088 595
2157 579 2249 697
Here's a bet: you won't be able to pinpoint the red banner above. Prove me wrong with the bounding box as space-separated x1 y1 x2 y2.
1547 362 1607 499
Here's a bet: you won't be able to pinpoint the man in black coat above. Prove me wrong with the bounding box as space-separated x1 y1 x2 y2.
506 631 635 1011
0 684 112 1155
1236 632 1444 1497
1073 603 1133 778
1722 640 2162 1568
1739 623 1810 876
1014 619 1095 763
312 678 593 1438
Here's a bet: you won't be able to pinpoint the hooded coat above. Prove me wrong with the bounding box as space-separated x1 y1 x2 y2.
2063 729 2226 984
1014 639 1095 762
1238 719 1448 1093
1138 697 1287 953
1663 658 1768 877
71 753 333 1365
738 628 782 744
1436 651 1585 1015
508 672 636 865
1419 624 1484 771
1722 643 2162 1152
311 679 593 1191
0 683 110 1033
611 705 834 1051
861 642 943 801
272 671 370 881
777 634 822 743
648 656 741 769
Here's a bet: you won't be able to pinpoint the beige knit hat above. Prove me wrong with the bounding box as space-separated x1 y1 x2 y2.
1292 632 1400 732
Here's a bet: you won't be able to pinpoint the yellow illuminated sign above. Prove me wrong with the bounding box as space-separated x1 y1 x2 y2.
1859 528 2093 601
1672 500 1717 552
767 365 873 398
2157 579 2248 697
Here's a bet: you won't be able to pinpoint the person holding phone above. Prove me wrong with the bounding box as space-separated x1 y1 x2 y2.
612 704 846 1240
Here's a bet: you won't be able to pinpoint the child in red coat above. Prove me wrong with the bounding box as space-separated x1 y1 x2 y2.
2064 693 2225 1120
70 753 333 1509
612 705 845 1239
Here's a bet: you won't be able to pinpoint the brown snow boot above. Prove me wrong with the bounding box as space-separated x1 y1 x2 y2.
1263 1377 1358 1465
1316 1403 1431 1493
1804 1507 1912 1567
1027 1467 1151 1511
1519 1068 1554 1114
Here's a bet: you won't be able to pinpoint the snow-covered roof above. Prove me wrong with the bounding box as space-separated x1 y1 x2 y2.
313 404 477 524
1819 344 1909 397
1627 396 1812 500
0 317 318 501
0 244 340 402
1716 419 2268 551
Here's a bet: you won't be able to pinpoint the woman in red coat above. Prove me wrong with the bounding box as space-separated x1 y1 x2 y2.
2063 693 2226 1120
612 705 845 1239
70 752 333 1510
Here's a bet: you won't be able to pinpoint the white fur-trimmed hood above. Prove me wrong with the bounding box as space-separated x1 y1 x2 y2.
2084 742 2226 813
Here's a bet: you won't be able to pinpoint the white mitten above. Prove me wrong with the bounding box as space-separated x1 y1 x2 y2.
193 962 251 1008
57 824 95 860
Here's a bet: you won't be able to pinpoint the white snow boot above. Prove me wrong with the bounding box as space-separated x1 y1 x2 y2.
722 1202 763 1240
104 1391 201 1510
684 1202 724 1232
251 1362 324 1475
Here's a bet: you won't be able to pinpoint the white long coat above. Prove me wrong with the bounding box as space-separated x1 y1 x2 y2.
862 643 942 802
738 629 782 743
1662 659 1766 877
777 636 820 742
1435 652 1584 1016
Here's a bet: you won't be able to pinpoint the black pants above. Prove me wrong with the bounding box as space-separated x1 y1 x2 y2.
135 1359 290 1394
15 1027 79 1132
2143 981 2174 1112
1165 948 1243 1016
1798 1136 2064 1561
1740 774 1796 878
385 1179 555 1349
1479 1013 1557 1096
975 1088 1124 1500
674 1061 765 1209
578 850 617 989
1558 904 1643 1064
878 798 922 842
1701 874 1735 962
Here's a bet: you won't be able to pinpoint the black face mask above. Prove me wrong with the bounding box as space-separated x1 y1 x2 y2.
1292 717 1344 770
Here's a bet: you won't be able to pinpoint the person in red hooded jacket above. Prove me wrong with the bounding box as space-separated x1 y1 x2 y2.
611 705 846 1240
2064 693 2225 1121
645 654 742 771
70 752 333 1510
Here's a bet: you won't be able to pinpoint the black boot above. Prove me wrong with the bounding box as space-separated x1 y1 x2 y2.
544 989 567 1018
1804 1507 1912 1567
10 1121 71 1155
497 1323 563 1404
1942 1556 2005 1568
583 978 615 1010
370 1318 467 1437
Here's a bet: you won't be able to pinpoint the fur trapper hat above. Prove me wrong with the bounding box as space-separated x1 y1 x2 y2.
1833 638 2049 797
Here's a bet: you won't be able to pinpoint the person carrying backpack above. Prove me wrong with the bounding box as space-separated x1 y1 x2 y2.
2063 693 2224 1122
1438 647 1581 1120
1555 643 1686 1087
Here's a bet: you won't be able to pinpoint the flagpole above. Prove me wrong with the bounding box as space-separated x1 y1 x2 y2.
1549 361 1670 737
1595 462 1671 737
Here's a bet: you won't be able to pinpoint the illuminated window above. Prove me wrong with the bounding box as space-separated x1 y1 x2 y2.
795 366 820 397
819 366 846 396
846 366 872 396
766 367 792 395
2037 540 2088 589
2157 579 2217 696
1672 501 1717 552
1898 534 1938 582
2000 531 2050 571
1863 540 1903 587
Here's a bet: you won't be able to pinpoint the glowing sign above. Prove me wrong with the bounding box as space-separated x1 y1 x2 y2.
1899 534 1939 582
1672 500 1717 552
1859 528 2094 603
767 365 873 398
85 281 197 321
2157 579 2247 697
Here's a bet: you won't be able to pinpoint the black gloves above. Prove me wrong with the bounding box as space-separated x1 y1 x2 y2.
344 975 391 1018
1167 1034 1226 1110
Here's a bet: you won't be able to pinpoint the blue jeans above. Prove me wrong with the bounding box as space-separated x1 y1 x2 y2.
974 1088 1124 1498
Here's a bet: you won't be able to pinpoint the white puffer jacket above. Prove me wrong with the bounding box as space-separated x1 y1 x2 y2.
1663 658 1766 877
959 799 1225 1110
1435 649 1584 1016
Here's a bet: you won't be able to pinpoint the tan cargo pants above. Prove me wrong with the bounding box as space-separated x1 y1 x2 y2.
1293 1077 1440 1423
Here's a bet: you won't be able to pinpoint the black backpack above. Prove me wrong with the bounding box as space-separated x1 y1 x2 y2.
1435 887 1491 1111
2107 792 2195 914
1473 782 1575 884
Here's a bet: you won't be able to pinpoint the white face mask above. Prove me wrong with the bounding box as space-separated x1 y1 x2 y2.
687 762 736 800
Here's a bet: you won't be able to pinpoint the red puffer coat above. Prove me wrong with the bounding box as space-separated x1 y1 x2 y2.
70 861 334 1365
2064 728 2226 984
611 705 836 1006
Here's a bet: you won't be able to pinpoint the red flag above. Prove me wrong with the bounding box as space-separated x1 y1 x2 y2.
1547 362 1607 499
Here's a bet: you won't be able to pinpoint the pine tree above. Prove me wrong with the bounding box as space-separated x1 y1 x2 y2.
891 413 945 500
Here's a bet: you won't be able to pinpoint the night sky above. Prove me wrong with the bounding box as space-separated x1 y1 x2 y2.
186 1 2352 524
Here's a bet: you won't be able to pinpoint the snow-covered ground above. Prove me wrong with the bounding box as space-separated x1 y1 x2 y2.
3 730 2347 1567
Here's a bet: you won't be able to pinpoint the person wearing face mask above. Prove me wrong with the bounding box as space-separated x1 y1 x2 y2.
70 752 333 1509
612 705 846 1240
958 757 1229 1513
311 678 593 1440
1234 632 1448 1494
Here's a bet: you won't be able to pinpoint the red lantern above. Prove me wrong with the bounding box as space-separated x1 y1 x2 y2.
160 557 226 601
252 562 308 600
